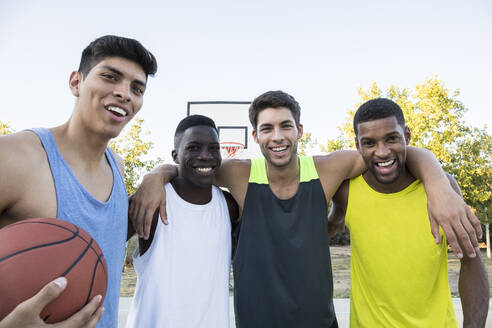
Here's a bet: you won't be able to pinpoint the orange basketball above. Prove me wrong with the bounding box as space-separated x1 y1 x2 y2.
0 218 107 323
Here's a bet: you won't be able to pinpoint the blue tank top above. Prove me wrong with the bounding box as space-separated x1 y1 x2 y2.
31 128 128 328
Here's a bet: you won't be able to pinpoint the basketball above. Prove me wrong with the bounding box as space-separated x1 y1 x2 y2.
0 218 107 323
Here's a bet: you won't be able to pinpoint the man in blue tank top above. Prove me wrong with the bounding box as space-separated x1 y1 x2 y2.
131 91 482 327
0 35 157 328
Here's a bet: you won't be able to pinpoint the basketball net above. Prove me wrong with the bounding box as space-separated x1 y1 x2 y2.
220 142 245 159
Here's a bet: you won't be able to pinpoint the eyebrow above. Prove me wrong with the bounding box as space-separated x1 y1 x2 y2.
102 65 147 87
259 119 294 128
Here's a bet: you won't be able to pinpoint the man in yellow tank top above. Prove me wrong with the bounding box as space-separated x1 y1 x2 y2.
328 98 488 327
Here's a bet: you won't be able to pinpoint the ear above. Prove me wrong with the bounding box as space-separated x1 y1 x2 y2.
404 126 411 145
252 129 258 144
171 150 179 164
355 136 360 151
297 123 303 139
69 71 82 97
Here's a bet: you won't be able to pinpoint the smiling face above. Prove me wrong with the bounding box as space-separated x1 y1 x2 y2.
356 116 412 192
173 125 221 189
69 56 147 139
252 107 303 168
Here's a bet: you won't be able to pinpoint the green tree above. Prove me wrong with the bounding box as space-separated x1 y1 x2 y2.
109 118 163 195
0 121 14 135
109 118 163 267
322 77 491 229
298 132 317 155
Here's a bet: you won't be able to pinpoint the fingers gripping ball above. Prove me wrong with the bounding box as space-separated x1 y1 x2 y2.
0 218 107 323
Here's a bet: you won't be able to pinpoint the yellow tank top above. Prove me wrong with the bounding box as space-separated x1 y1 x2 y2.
346 176 457 327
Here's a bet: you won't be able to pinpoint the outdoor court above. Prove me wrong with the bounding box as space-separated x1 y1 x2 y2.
118 296 492 328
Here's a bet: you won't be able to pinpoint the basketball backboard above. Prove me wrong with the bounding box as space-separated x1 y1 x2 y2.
187 101 262 159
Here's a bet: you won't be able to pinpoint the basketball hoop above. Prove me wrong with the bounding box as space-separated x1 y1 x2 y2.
220 142 245 159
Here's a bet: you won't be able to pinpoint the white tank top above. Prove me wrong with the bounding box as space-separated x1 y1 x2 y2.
126 183 232 328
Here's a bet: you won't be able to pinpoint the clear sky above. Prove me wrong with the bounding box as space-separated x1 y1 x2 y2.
1 0 490 162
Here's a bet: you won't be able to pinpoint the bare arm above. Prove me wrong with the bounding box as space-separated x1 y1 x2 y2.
406 147 481 258
327 179 349 237
0 278 103 328
444 173 489 327
130 159 250 240
459 254 489 327
314 150 366 204
128 164 178 239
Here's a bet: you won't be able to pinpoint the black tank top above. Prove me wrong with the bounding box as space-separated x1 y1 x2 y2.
233 156 336 328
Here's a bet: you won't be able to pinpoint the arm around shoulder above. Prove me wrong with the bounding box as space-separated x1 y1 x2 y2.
214 159 250 208
128 164 178 239
313 151 365 203
406 147 482 259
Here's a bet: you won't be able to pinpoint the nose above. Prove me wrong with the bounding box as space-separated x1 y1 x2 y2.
113 83 131 103
375 142 390 158
272 126 284 143
198 147 214 160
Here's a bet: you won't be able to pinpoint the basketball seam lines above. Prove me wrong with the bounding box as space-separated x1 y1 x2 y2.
85 253 106 304
4 220 104 261
61 238 94 277
0 234 79 262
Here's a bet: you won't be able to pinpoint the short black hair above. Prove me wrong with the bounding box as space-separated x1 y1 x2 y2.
174 115 218 148
249 90 301 129
78 35 157 78
353 98 405 136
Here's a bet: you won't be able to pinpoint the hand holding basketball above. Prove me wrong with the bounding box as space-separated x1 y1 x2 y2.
0 277 103 328
0 218 108 324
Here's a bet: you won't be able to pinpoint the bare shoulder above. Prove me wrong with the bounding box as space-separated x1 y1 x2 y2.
215 159 251 188
108 148 125 176
0 131 55 225
215 159 250 210
0 131 47 173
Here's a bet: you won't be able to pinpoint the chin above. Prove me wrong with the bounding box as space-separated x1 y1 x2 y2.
192 178 214 189
374 173 400 185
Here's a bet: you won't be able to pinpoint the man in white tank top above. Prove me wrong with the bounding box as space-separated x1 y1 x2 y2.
126 115 239 328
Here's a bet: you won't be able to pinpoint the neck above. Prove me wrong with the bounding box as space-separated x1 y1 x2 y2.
171 176 213 205
363 167 415 194
50 119 109 166
265 154 300 186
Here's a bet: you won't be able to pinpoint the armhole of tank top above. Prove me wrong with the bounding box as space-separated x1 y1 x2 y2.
345 178 354 229
134 211 162 271
29 128 60 218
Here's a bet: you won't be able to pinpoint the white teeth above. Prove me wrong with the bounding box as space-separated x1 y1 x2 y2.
377 160 395 167
196 167 212 173
107 106 127 117
272 146 287 152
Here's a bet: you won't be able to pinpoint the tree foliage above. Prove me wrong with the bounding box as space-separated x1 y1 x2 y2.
298 132 317 155
109 118 162 195
0 121 14 135
317 77 491 224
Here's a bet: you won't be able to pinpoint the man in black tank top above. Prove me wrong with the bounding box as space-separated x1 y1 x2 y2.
132 91 482 327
